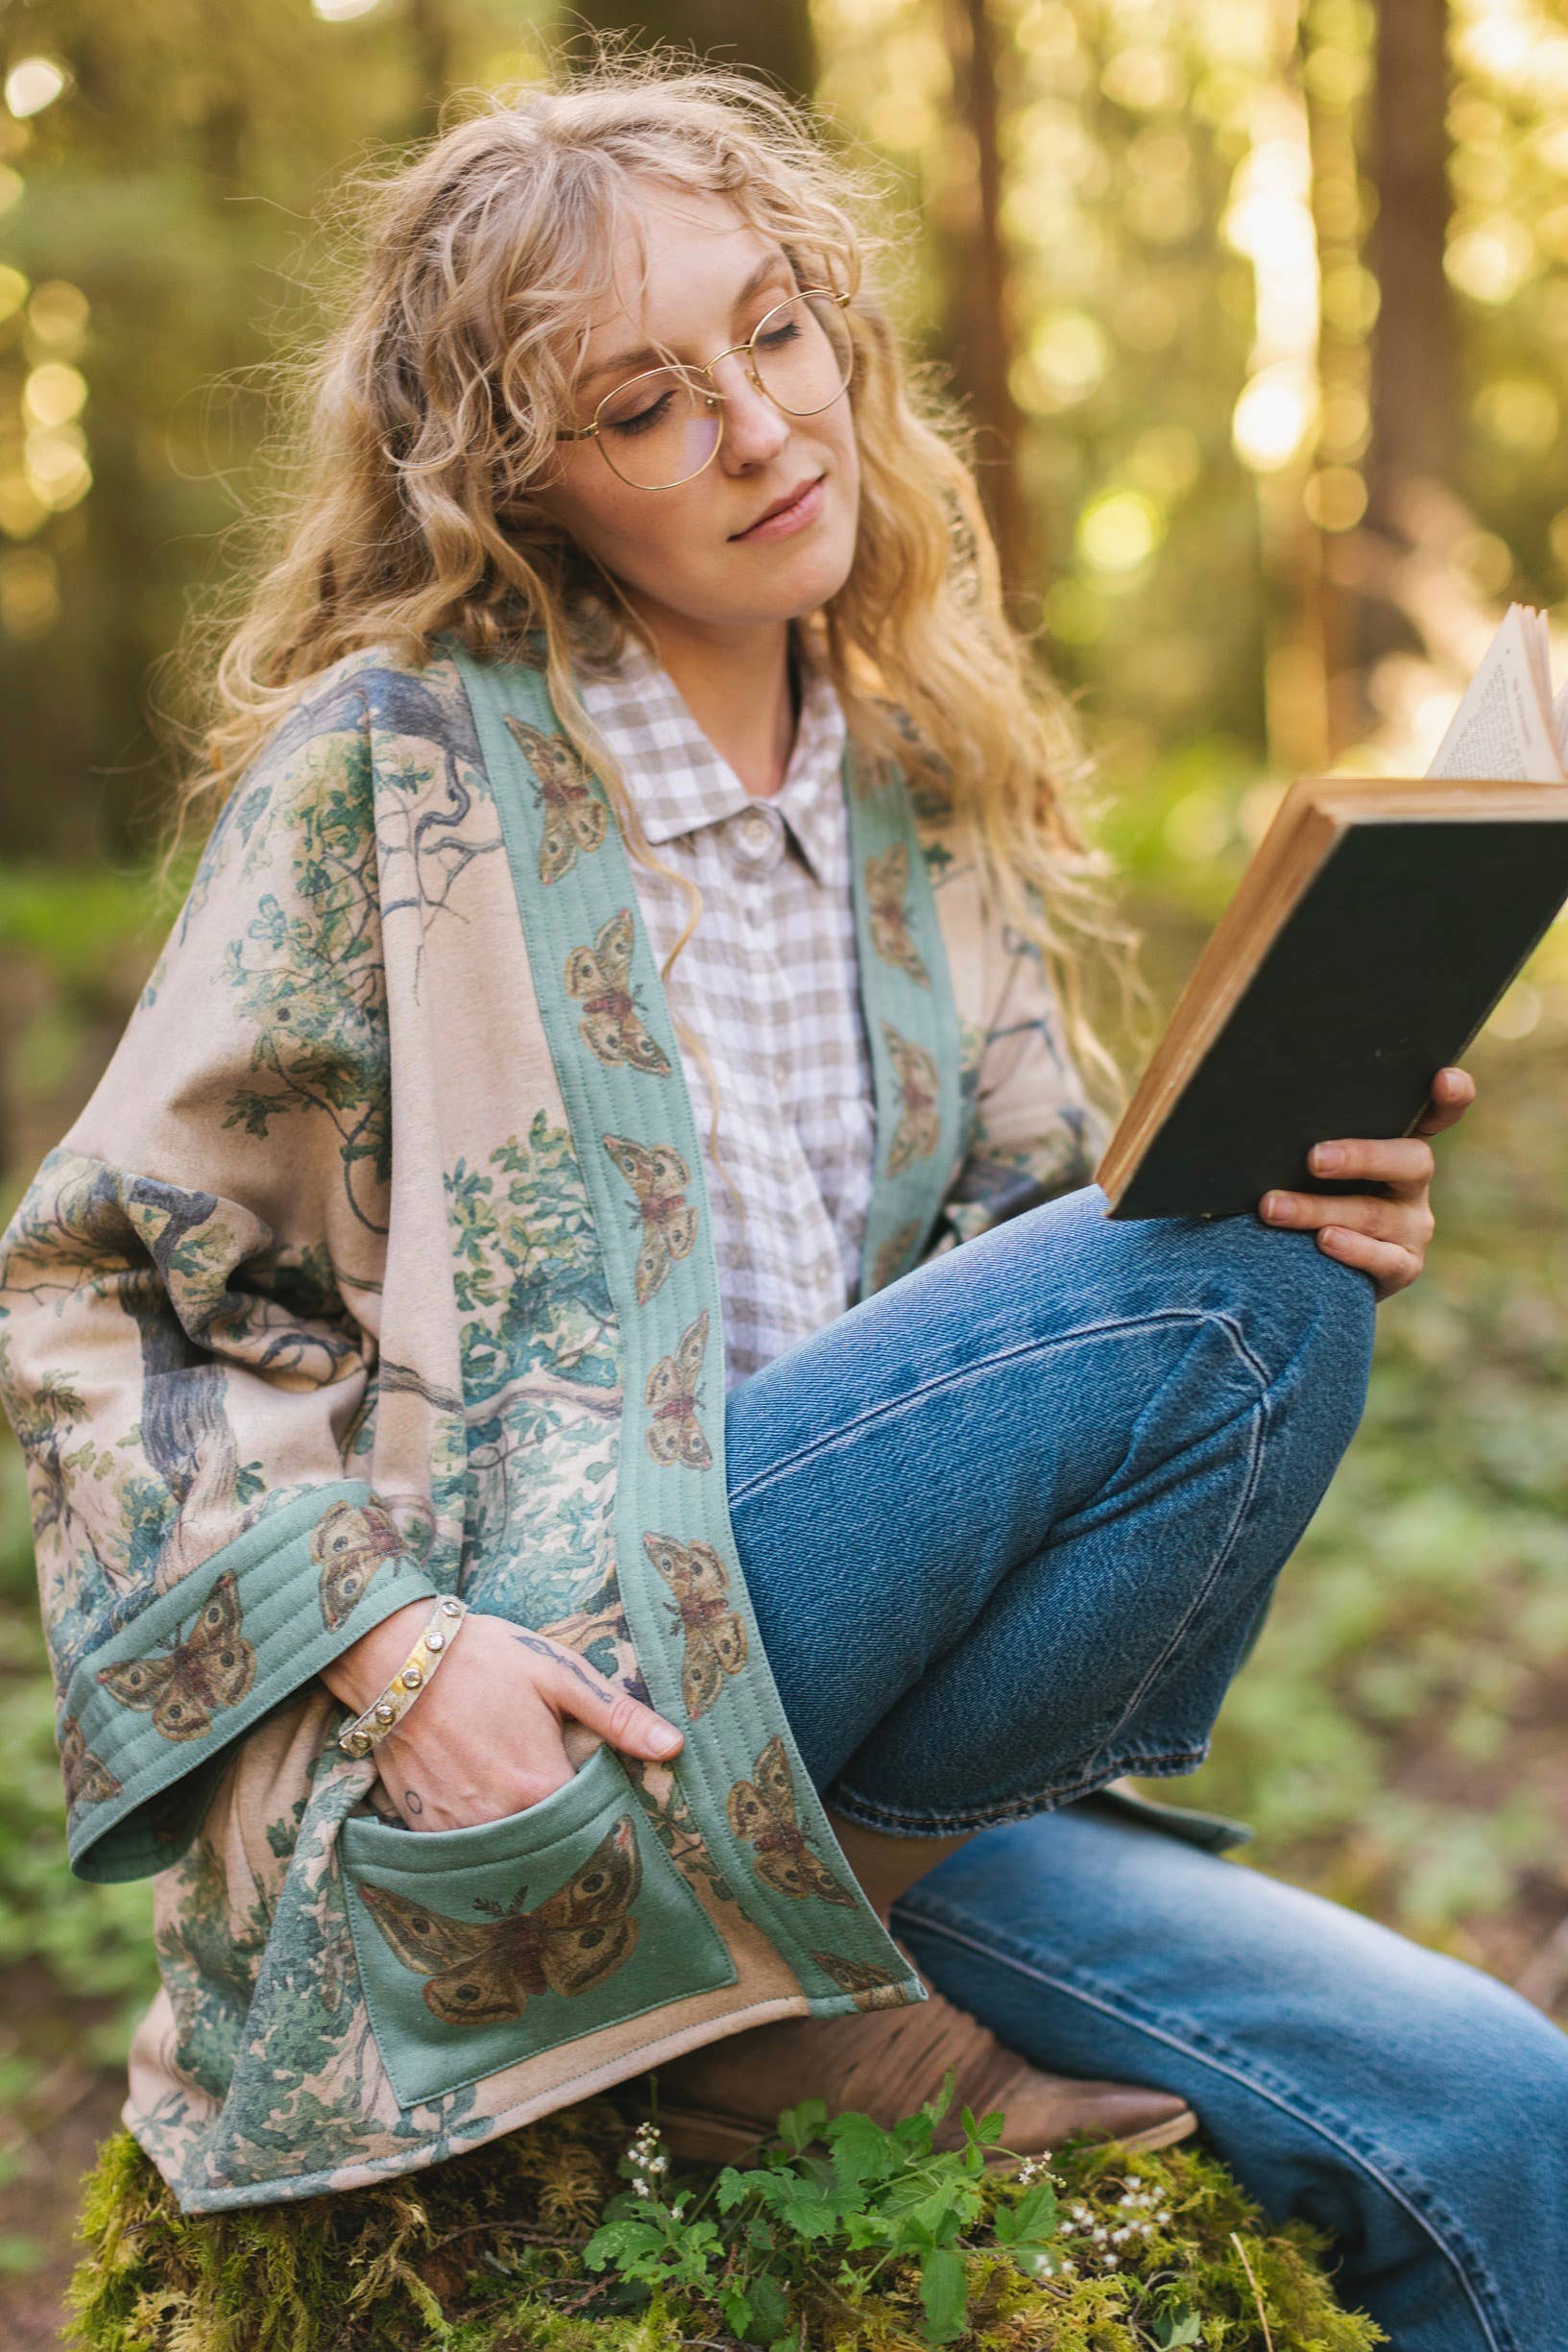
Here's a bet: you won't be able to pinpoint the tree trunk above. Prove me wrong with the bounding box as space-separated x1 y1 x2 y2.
1361 0 1457 662
938 0 1030 605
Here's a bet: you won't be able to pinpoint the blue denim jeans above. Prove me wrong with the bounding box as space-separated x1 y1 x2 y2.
725 1183 1568 2352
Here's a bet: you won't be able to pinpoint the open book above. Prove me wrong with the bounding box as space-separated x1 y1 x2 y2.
1425 601 1568 783
1096 604 1568 1220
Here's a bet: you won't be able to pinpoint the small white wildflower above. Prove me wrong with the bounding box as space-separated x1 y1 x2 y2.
1111 2226 1130 2244
633 2179 650 2198
1101 2252 1120 2270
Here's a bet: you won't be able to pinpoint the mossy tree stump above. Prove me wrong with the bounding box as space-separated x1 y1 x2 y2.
67 2094 1386 2352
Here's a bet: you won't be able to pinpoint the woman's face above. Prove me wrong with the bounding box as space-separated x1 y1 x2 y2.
529 181 860 640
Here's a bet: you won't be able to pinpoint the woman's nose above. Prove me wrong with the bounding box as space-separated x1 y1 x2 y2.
712 352 790 469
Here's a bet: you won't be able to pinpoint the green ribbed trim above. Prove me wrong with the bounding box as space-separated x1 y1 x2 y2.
447 638 927 2017
62 1480 439 1884
843 756 965 1297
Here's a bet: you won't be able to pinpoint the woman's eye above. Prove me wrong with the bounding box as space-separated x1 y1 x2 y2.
757 320 802 350
607 392 673 438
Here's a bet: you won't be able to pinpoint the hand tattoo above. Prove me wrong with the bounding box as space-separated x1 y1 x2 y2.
512 1627 606 1704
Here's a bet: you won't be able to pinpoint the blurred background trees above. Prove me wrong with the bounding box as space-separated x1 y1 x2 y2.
1 3 1566 2335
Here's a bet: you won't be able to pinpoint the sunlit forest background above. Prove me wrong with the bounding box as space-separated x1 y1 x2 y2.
2 0 1567 2336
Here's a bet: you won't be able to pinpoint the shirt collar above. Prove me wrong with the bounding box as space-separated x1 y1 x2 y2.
578 630 848 885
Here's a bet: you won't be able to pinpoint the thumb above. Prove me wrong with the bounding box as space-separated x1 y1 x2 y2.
541 1637 686 1762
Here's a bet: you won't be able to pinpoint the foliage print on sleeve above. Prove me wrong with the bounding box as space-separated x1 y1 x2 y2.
216 723 391 1242
0 1162 377 1692
444 1115 624 1632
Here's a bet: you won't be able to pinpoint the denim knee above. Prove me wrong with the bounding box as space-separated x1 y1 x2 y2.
1080 1186 1378 1437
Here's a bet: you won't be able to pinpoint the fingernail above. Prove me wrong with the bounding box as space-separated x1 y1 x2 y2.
650 1723 683 1755
1311 1144 1342 1172
1262 1193 1289 1218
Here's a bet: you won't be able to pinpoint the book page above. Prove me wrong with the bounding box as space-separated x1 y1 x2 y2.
1425 602 1566 783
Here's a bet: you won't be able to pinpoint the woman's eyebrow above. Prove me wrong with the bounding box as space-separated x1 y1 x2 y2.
579 246 796 388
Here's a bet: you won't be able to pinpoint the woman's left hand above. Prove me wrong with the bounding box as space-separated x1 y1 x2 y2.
1258 1065 1478 1302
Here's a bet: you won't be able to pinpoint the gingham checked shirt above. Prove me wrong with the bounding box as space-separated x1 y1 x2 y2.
577 629 874 1389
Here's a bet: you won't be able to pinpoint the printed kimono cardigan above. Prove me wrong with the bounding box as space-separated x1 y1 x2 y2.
0 630 1111 2214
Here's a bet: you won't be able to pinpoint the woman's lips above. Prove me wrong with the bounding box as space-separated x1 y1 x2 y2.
732 473 827 542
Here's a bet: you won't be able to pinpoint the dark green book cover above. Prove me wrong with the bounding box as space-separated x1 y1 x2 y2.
1105 815 1568 1221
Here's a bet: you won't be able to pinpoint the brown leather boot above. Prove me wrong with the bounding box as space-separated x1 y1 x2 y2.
631 1947 1196 2170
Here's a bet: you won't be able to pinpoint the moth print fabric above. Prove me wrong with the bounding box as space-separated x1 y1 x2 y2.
864 843 930 987
357 1814 642 2025
95 1569 256 1742
871 1219 922 1295
601 1136 697 1305
809 1949 908 2010
643 1309 712 1469
565 909 672 1077
314 1496 412 1631
503 715 609 884
881 1024 942 1175
643 1530 747 1718
59 1716 121 1806
727 1734 856 1907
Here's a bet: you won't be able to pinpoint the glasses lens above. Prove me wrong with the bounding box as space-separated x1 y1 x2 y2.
595 366 721 490
752 293 855 417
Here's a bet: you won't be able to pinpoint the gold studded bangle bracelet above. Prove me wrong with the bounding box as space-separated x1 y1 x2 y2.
336 1595 469 1759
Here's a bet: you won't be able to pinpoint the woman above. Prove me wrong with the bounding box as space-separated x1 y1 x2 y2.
2 51 1562 2350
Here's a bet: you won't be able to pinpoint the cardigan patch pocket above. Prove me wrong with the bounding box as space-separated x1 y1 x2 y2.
340 1740 736 2111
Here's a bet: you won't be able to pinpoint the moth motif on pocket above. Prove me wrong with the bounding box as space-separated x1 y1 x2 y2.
643 1530 746 1717
727 1734 856 1906
881 1023 942 1175
864 844 930 987
356 1814 642 2025
565 909 672 1077
602 1135 697 1305
503 715 609 883
810 1949 908 2010
643 1309 712 1469
95 1569 256 1742
314 1496 411 1631
59 1715 120 1806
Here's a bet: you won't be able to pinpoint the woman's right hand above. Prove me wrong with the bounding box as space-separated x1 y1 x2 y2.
318 1602 685 1831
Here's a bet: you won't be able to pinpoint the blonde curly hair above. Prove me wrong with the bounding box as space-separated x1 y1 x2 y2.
155 35 1138 1169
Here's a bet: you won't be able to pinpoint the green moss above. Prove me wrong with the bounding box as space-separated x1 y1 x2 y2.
65 2099 1385 2352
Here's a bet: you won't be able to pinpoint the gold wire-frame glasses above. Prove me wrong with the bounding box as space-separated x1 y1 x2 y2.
554 287 855 491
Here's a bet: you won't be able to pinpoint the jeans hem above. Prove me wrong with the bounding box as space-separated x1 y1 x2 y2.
887 1899 1516 2352
825 1743 1210 1836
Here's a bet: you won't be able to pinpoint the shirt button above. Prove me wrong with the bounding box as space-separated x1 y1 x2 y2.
736 806 781 862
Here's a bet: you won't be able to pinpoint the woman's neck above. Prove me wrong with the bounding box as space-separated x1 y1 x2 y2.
632 606 801 798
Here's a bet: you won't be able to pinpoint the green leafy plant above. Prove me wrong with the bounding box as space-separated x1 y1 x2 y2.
585 2068 1027 2345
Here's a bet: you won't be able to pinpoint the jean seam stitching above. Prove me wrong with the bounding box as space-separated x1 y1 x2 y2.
727 1309 1246 1507
1074 1306 1271 1761
889 1903 1514 2352
829 1744 1209 1834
